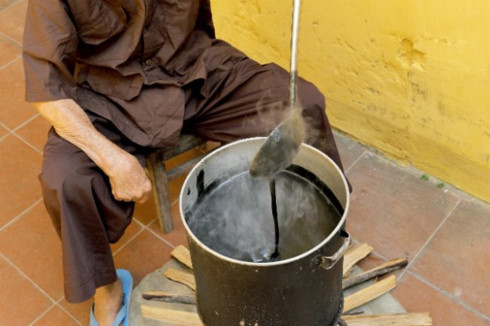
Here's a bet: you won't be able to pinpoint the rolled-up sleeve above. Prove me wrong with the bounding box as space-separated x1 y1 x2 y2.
22 0 78 102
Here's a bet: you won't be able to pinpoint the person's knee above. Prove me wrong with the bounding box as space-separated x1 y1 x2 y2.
40 160 70 193
39 157 94 237
39 154 96 201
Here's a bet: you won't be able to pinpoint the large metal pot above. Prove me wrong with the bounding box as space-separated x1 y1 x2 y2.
180 137 350 326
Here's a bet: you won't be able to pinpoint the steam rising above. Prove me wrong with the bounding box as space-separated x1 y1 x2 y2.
186 170 340 263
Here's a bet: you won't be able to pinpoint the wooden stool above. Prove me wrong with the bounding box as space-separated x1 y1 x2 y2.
146 134 208 234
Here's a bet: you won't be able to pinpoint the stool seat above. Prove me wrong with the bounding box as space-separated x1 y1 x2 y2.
146 134 209 233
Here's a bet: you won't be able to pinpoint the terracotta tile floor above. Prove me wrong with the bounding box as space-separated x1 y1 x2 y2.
1 1 489 325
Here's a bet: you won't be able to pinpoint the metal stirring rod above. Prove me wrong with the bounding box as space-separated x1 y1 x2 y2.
289 0 301 110
249 0 304 178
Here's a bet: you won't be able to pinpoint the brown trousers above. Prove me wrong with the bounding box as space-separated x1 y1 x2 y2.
40 59 345 303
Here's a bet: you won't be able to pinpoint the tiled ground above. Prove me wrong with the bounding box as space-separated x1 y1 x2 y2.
1 1 489 325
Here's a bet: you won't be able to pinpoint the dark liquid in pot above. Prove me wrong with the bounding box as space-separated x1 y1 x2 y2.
269 179 280 259
186 166 342 263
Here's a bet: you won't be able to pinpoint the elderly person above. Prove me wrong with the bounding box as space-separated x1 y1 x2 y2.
22 0 345 325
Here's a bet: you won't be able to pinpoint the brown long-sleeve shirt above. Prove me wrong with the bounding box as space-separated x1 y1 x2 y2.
23 0 247 147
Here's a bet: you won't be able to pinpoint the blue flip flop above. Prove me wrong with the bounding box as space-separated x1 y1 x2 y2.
89 269 133 326
114 269 133 326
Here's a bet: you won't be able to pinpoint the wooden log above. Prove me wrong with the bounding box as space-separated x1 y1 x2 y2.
141 305 432 326
161 134 207 160
171 245 193 269
342 313 433 325
342 258 408 289
344 275 397 313
142 291 196 305
163 268 196 291
147 151 173 233
141 305 203 325
167 154 206 182
343 243 374 277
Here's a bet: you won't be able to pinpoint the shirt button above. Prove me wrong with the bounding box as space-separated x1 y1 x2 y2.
145 59 152 66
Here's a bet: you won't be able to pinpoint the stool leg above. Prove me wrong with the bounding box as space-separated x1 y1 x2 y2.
147 151 174 233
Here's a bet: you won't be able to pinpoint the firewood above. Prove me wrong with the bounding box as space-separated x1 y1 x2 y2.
141 305 432 326
342 258 408 289
343 243 374 277
142 291 196 304
344 275 397 312
163 268 196 291
171 245 193 269
342 313 433 325
141 305 203 325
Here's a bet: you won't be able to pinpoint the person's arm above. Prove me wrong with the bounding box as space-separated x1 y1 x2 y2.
35 99 151 203
24 0 151 203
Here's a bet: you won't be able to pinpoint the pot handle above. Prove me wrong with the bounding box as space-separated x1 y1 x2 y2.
317 230 351 270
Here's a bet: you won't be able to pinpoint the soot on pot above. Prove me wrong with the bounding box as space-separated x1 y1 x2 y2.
185 166 342 263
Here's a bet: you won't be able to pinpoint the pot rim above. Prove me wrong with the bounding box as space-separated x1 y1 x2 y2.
179 137 350 267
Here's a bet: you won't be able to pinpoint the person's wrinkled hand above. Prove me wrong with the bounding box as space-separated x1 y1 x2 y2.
107 151 152 204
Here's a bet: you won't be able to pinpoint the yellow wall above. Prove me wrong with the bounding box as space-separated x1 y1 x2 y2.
211 0 490 202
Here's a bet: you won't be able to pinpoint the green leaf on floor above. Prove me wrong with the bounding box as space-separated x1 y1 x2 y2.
420 174 429 181
437 182 445 188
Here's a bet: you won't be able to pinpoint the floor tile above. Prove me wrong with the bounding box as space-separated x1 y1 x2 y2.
134 195 158 225
0 124 8 138
0 34 21 67
113 229 173 287
345 153 459 261
0 135 42 227
0 59 37 129
59 231 173 324
393 273 490 326
167 174 188 206
0 0 26 43
0 255 52 325
14 114 50 152
31 305 79 326
0 202 64 301
411 199 490 316
110 218 143 253
0 0 18 11
134 174 187 230
149 201 189 248
333 131 365 171
59 297 91 326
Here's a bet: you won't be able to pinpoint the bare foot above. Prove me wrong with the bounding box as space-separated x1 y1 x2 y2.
93 278 123 326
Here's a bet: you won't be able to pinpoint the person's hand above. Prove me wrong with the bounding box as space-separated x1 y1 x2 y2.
106 150 152 203
34 99 152 204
